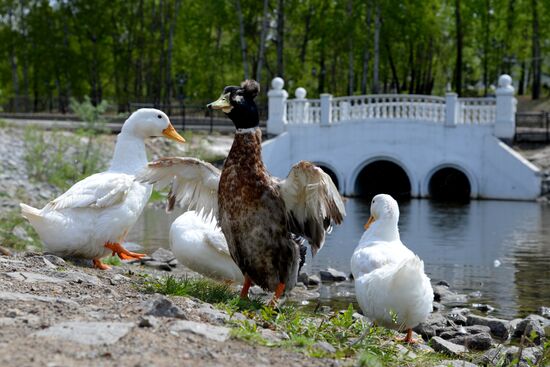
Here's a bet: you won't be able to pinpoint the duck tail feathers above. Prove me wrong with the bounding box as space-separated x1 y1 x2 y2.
20 203 42 220
394 256 426 280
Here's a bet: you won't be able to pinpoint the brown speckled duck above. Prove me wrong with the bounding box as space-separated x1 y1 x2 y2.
138 80 345 305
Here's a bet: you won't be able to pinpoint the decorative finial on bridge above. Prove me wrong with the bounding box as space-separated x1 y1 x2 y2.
498 74 513 92
271 77 284 91
295 87 307 99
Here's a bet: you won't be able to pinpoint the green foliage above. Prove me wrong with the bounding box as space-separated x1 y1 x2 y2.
23 126 107 191
102 255 123 266
145 275 241 305
70 97 109 134
23 98 110 190
0 210 40 250
1 0 548 112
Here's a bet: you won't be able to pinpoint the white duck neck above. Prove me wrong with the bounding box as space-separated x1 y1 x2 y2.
108 131 148 174
361 218 400 244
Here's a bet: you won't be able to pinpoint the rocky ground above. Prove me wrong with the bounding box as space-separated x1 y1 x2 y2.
0 249 548 367
1 123 549 366
0 251 338 367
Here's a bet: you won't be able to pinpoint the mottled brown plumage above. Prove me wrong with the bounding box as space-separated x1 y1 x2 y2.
137 80 346 300
218 129 300 291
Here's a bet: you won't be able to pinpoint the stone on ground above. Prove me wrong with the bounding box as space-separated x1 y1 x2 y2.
169 320 231 342
143 295 187 319
430 336 467 356
35 321 134 345
319 268 347 282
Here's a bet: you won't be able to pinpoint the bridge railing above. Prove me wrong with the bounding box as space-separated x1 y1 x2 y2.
268 74 516 139
457 97 496 124
330 95 446 123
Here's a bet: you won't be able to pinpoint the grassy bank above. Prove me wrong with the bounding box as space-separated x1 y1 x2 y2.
143 276 474 367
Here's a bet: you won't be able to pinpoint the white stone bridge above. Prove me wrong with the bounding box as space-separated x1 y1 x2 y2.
262 75 541 201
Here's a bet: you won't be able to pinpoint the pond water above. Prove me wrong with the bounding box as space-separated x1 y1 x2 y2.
129 199 550 319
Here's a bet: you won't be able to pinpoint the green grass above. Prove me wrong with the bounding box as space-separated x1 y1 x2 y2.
22 98 110 191
141 276 457 366
102 254 123 266
23 126 108 191
144 275 263 309
0 210 41 250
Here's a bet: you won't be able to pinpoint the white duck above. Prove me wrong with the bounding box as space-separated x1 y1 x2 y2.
20 109 185 270
170 210 244 283
351 194 433 343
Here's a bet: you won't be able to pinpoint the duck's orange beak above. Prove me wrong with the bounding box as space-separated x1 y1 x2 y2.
364 215 375 230
162 123 186 143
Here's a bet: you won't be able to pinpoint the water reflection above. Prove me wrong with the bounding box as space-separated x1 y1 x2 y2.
130 199 550 319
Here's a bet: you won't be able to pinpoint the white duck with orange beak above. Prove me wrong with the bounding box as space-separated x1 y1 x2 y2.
351 194 433 343
20 109 185 270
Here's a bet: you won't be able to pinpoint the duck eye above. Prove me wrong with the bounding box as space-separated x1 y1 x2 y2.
157 115 162 119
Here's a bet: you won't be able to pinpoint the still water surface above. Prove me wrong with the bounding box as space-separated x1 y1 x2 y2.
129 199 550 319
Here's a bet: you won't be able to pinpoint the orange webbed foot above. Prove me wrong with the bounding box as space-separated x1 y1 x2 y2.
268 282 286 307
93 258 111 270
396 329 421 344
240 276 252 300
104 242 145 260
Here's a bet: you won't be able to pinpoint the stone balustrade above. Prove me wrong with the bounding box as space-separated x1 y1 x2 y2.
268 75 516 140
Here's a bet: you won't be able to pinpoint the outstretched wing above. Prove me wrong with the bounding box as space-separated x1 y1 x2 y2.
44 172 134 211
136 157 220 219
278 161 346 256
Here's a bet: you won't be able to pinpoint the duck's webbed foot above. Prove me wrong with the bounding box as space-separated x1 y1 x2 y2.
268 282 286 307
396 328 421 344
92 258 111 270
104 242 145 260
240 275 253 300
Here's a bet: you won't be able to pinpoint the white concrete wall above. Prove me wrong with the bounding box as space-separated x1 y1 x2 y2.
262 120 541 200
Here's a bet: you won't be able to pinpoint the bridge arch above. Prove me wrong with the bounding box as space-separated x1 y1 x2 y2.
313 162 343 192
349 156 417 199
422 163 479 201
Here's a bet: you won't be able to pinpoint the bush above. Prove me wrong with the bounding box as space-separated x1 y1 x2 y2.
23 98 110 191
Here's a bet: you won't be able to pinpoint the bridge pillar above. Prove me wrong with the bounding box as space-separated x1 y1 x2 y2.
267 77 288 136
494 74 516 140
445 92 458 126
320 94 332 126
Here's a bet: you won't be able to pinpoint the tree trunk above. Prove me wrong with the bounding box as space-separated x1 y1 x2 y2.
347 0 354 95
531 0 541 100
372 3 381 94
518 61 526 95
408 43 415 94
235 0 250 79
8 10 20 112
453 0 463 96
361 1 372 95
165 0 182 112
276 0 285 77
482 0 490 96
503 0 516 74
256 0 270 85
385 40 400 93
299 4 313 64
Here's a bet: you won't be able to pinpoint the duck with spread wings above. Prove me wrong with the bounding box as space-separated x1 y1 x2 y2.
138 80 345 305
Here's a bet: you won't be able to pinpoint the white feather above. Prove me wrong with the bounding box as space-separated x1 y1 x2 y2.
170 211 243 283
351 194 433 331
136 157 220 220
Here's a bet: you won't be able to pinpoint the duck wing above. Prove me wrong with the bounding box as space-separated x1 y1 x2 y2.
136 157 220 219
44 172 134 211
278 161 346 256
